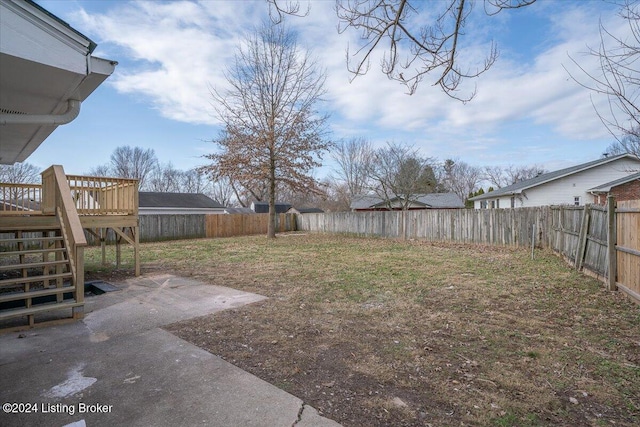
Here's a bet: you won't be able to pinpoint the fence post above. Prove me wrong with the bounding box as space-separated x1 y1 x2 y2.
607 195 617 291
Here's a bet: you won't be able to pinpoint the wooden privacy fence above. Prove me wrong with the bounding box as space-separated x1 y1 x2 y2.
297 208 550 247
615 200 640 302
80 213 297 244
297 202 639 303
548 205 609 278
206 213 296 238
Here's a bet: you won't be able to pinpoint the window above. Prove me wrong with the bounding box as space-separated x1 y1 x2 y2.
574 196 580 206
510 197 515 208
490 200 495 209
496 199 500 209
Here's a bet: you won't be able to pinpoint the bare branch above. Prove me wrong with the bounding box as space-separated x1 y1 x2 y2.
566 1 640 144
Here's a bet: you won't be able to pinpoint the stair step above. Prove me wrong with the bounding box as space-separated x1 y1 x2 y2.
0 286 76 304
0 272 72 288
0 300 82 321
0 259 69 272
0 235 63 245
0 247 66 257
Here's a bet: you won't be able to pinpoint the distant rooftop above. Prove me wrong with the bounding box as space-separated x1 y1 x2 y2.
139 192 224 209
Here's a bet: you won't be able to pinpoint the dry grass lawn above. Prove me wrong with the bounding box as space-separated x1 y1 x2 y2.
86 233 640 427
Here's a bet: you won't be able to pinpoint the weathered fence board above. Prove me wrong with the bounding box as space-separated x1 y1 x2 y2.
298 207 551 248
616 200 640 302
139 214 206 242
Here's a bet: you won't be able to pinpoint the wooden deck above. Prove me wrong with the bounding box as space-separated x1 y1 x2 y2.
0 165 139 328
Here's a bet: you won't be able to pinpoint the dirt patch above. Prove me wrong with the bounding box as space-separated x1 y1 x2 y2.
88 234 640 426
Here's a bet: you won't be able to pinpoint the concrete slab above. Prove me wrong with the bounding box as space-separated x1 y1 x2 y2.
0 274 341 427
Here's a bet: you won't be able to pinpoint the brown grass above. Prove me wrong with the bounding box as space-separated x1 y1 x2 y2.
86 233 640 427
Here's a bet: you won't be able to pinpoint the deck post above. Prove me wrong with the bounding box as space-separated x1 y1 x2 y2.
73 247 84 319
134 224 140 276
101 227 106 266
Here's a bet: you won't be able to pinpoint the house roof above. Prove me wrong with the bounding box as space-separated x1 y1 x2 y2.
470 154 640 201
139 192 224 209
351 193 465 209
251 201 292 214
1 197 40 211
588 171 640 193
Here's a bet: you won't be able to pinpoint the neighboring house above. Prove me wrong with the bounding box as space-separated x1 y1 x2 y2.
250 201 292 214
139 192 225 215
590 172 640 205
1 198 40 212
470 154 640 209
286 207 324 214
1 0 117 164
351 193 465 211
223 207 255 214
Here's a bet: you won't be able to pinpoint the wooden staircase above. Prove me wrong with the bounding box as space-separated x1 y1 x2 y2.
0 223 83 327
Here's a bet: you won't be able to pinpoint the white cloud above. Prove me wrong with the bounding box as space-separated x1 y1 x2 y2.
75 0 265 125
72 0 626 167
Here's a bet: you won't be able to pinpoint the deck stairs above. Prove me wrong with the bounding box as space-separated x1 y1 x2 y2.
0 220 82 326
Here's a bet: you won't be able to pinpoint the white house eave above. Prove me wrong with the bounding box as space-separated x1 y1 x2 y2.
0 0 117 164
139 207 226 214
1 0 93 73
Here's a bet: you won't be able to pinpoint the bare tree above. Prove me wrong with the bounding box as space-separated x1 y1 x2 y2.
269 0 536 98
146 162 183 192
605 132 640 157
369 142 437 210
331 137 375 201
0 162 41 201
87 164 112 178
110 146 158 189
441 158 482 204
322 178 352 211
205 22 330 238
484 164 545 188
181 169 211 194
209 176 235 208
568 1 640 144
0 162 41 183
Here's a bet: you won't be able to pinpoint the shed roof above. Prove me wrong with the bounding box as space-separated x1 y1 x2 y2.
139 192 224 209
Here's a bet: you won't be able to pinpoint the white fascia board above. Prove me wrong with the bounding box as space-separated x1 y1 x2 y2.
1 0 91 74
139 207 226 215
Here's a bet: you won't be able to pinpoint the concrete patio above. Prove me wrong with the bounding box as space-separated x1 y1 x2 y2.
0 274 341 427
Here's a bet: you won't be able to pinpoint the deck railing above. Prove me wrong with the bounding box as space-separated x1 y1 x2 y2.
1 172 138 216
0 183 42 214
66 174 138 215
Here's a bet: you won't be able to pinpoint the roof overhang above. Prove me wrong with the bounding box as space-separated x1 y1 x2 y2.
0 0 117 164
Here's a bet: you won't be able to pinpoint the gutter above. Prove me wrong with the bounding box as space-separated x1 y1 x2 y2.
0 99 81 125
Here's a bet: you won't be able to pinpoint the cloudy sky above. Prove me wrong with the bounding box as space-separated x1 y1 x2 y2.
30 0 628 180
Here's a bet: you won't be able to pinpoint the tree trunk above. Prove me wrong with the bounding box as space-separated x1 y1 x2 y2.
267 155 276 239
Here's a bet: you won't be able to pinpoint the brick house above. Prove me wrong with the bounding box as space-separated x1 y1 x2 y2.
590 172 640 205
